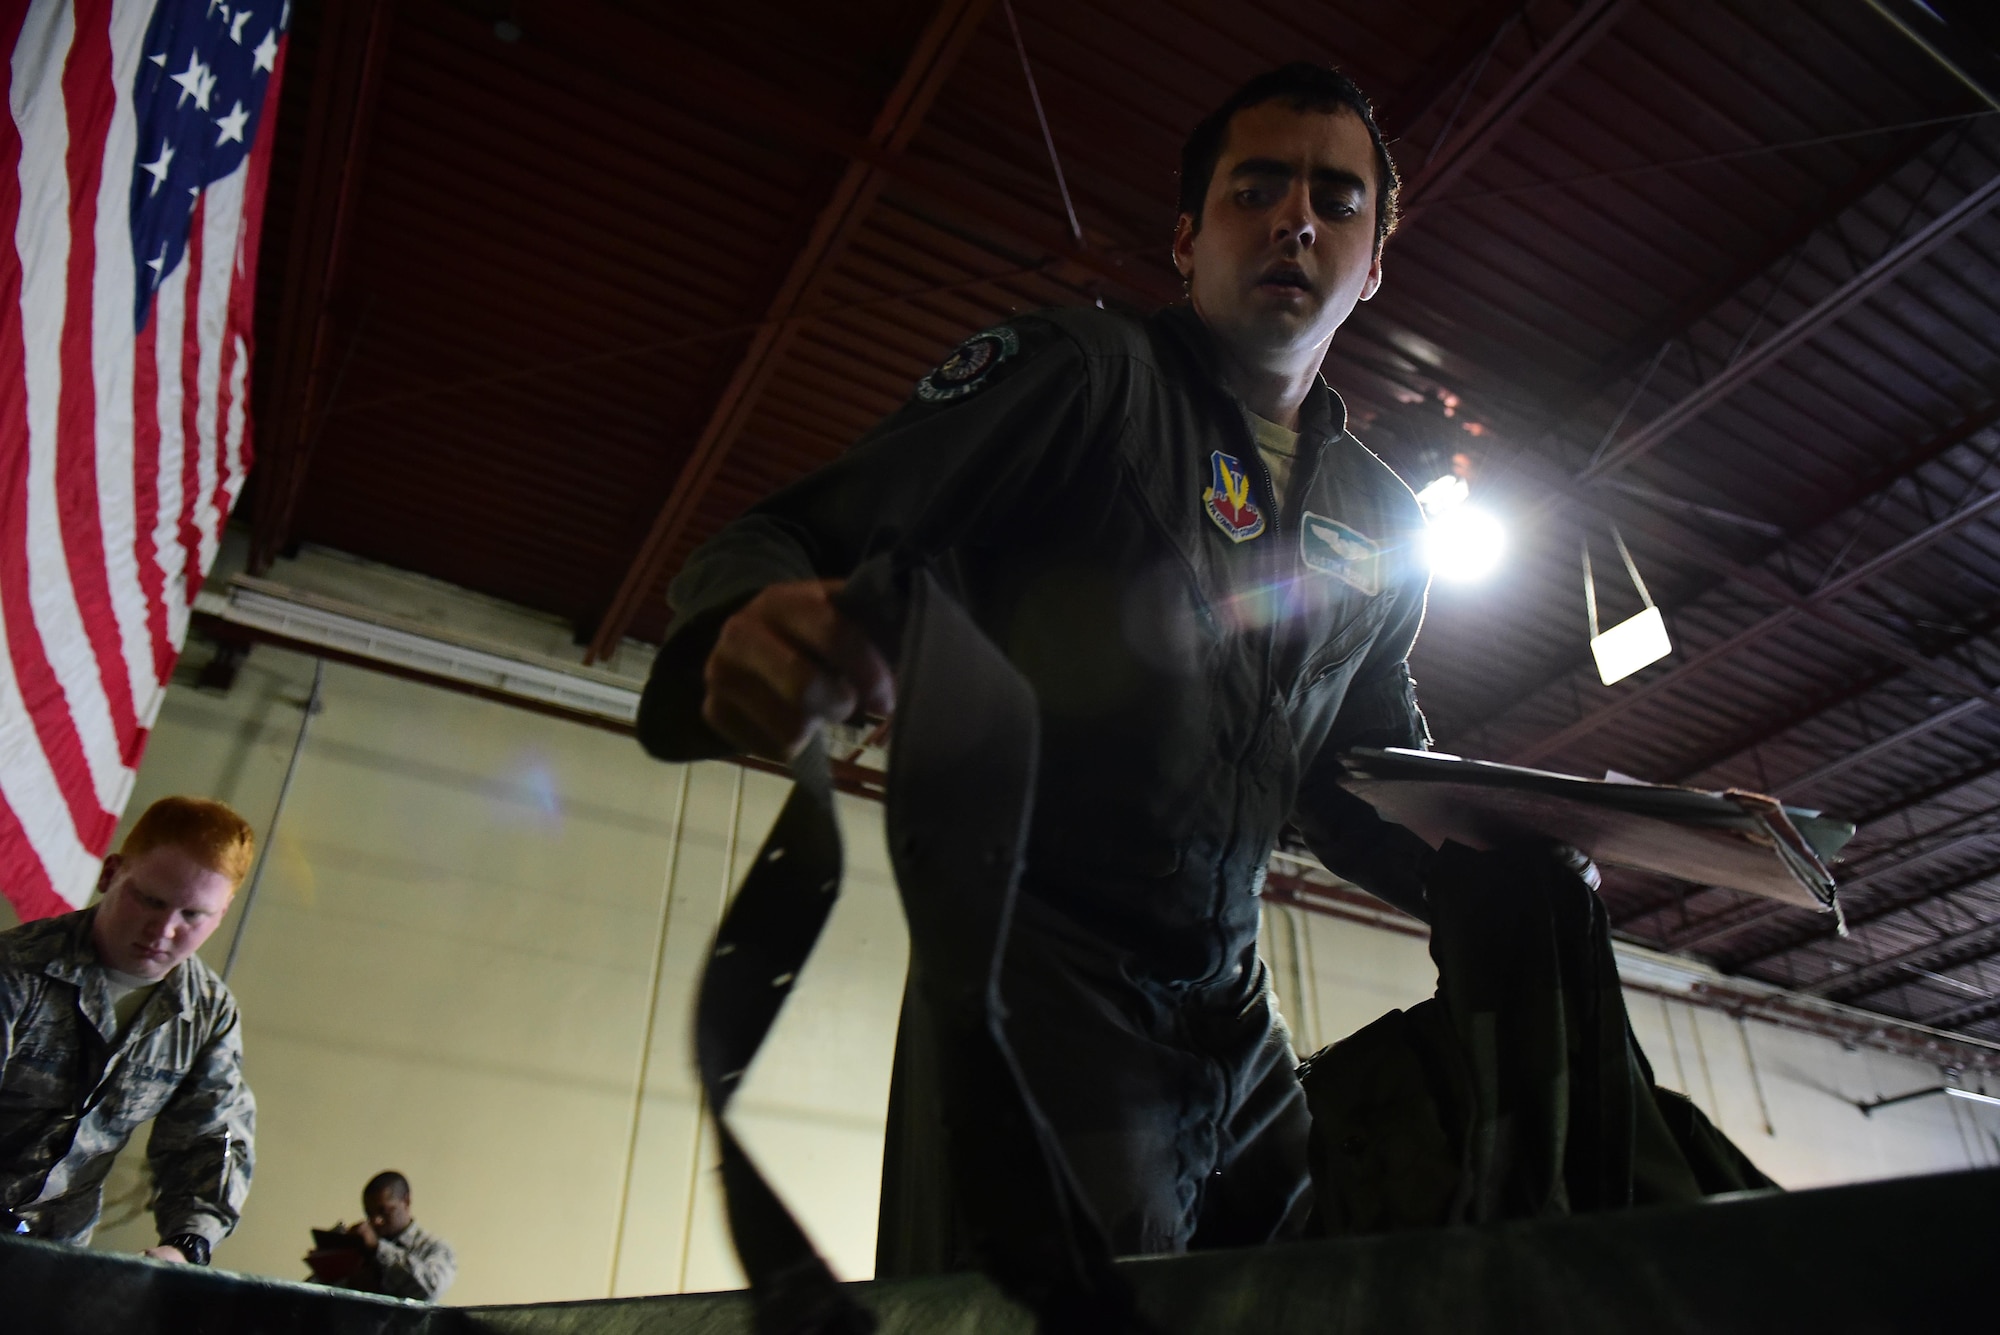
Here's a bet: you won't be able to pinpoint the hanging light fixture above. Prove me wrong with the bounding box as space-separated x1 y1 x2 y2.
1584 524 1671 685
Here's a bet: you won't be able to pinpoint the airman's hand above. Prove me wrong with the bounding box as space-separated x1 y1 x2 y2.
702 580 895 761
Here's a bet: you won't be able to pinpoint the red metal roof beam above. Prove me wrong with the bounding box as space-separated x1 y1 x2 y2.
250 0 395 572
1396 0 1633 222
586 0 995 663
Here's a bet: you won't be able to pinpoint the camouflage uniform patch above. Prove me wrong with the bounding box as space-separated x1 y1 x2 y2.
0 908 254 1246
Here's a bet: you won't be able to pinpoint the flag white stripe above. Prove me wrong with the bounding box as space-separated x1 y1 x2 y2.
0 605 100 907
150 242 189 651
11 0 133 825
94 0 165 736
223 329 248 512
190 162 242 584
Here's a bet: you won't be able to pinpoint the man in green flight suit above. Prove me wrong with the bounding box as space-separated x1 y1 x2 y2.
639 62 1440 1273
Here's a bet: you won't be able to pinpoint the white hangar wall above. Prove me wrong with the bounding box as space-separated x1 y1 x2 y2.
10 641 1989 1304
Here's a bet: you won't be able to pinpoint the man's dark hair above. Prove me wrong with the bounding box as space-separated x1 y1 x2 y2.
1178 62 1400 254
364 1170 410 1200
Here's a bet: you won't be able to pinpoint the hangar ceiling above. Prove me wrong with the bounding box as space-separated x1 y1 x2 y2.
242 0 2000 1045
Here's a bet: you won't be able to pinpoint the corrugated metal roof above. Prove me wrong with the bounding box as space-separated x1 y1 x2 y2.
248 0 2000 1041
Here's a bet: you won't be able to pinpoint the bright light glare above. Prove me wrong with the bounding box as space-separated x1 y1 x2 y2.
1425 505 1505 581
1590 605 1672 685
1415 473 1469 513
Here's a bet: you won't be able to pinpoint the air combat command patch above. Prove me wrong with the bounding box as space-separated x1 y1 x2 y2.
1300 511 1382 595
1203 449 1266 542
915 325 1020 403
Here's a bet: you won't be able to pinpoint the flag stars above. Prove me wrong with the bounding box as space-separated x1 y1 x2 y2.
171 53 216 111
140 142 175 196
213 100 250 147
132 0 286 326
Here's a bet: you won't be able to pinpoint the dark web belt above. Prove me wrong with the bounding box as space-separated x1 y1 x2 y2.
693 556 1155 1335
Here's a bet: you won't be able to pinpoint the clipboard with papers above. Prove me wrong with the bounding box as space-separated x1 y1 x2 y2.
1337 747 1855 912
304 1227 368 1284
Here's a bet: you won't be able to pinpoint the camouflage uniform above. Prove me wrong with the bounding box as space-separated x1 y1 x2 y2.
338 1221 458 1302
0 907 254 1248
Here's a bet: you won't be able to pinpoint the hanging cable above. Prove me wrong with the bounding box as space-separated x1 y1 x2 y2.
1609 522 1657 611
1001 0 1085 248
222 657 324 982
1582 539 1600 639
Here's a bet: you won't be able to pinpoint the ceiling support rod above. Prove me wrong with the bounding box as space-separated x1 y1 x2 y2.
1397 0 1633 219
1921 990 2000 1033
1807 910 2000 1003
1575 170 2000 488
1769 699 1990 800
1666 831 2000 961
1862 0 2000 115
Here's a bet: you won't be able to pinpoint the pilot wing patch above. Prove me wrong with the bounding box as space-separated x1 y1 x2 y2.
1300 511 1382 595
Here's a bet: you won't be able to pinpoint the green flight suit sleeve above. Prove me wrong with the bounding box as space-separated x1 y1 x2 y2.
639 318 1101 761
146 996 255 1247
1291 500 1436 920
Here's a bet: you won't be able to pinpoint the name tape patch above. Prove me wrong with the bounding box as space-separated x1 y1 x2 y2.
1301 511 1381 595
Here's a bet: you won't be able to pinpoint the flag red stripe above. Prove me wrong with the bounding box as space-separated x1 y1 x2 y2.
0 32 117 855
215 45 286 516
55 0 139 776
0 795 70 922
235 43 284 360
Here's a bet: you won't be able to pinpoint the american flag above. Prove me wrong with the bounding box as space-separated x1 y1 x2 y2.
1 0 287 920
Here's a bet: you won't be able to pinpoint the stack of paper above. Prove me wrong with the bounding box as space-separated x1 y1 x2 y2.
1338 748 1854 912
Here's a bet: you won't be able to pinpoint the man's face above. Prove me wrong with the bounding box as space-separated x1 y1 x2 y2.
364 1187 413 1236
1173 101 1383 365
90 846 235 980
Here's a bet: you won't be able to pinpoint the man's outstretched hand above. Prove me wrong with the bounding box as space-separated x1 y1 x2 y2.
703 579 895 761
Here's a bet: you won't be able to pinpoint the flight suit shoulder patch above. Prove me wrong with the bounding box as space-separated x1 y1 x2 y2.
1203 450 1266 542
915 325 1021 403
